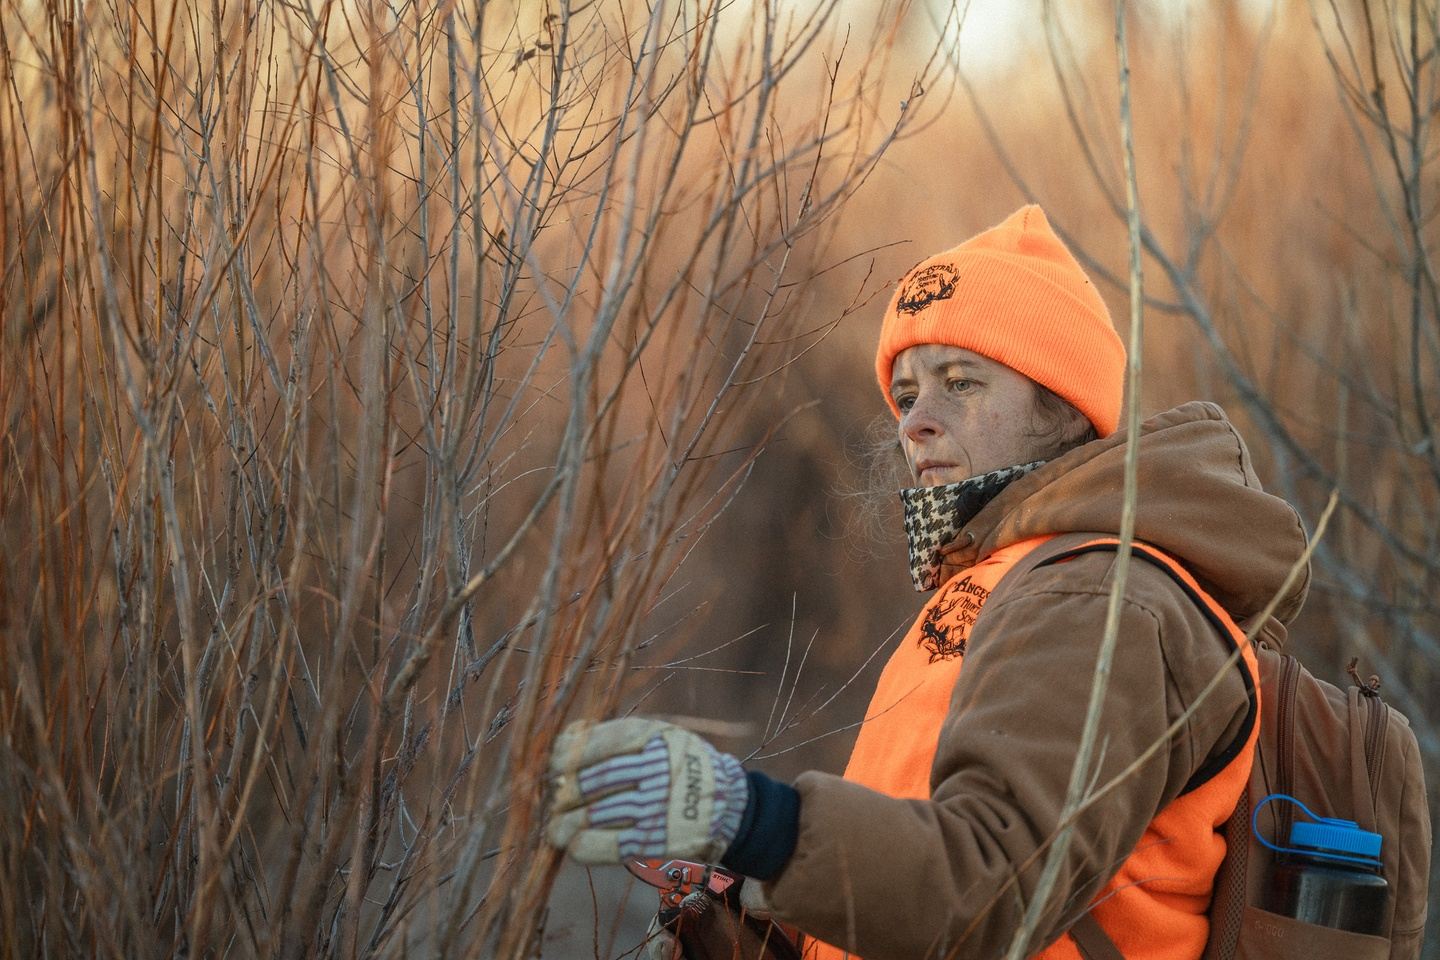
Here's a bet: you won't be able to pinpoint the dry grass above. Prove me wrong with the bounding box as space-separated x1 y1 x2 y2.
0 0 935 954
5 0 1440 956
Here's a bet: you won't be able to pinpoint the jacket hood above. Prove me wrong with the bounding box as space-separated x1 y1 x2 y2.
938 401 1310 624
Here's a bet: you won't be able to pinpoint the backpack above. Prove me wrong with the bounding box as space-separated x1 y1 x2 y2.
1035 538 1431 960
1198 639 1431 960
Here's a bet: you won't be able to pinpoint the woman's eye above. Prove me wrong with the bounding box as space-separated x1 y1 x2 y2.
948 379 974 393
895 394 916 411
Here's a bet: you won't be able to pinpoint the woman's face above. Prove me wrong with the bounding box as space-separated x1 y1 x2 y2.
890 344 1046 487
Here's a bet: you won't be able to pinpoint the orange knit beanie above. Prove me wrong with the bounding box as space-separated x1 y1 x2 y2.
875 205 1126 437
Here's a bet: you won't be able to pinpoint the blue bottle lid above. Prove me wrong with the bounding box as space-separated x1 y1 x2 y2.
1252 794 1385 869
1290 818 1383 863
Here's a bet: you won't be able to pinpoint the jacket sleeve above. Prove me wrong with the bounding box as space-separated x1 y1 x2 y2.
760 552 1251 960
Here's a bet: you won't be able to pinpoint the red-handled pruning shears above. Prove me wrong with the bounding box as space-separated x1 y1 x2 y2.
625 857 740 911
626 857 802 960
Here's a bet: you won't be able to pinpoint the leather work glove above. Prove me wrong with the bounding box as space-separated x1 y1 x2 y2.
644 879 798 960
546 718 749 863
737 879 772 920
644 914 682 960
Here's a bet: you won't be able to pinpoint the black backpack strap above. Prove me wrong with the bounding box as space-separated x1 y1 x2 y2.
1034 539 1259 796
1070 912 1126 960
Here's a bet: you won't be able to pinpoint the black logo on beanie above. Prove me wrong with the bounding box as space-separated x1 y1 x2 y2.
896 263 959 315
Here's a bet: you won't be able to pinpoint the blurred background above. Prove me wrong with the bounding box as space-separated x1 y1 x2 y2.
3 0 1436 955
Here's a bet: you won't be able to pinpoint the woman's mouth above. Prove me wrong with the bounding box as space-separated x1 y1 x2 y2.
916 461 959 484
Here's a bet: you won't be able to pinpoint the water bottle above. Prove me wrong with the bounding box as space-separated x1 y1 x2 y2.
1254 794 1389 935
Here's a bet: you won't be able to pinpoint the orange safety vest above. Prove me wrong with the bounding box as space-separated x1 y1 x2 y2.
806 536 1261 960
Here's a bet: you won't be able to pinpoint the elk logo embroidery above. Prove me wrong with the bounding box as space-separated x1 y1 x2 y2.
896 263 959 315
918 574 989 662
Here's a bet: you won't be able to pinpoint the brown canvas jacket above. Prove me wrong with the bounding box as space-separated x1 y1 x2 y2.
762 402 1311 960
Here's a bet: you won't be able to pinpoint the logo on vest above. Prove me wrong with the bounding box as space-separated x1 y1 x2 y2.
919 574 988 662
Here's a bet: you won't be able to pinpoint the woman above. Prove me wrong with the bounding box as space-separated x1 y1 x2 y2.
547 205 1308 960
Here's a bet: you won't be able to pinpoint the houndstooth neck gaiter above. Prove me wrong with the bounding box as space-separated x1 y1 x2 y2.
900 460 1045 592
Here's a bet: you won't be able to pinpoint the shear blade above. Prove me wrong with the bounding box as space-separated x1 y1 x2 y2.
624 856 679 889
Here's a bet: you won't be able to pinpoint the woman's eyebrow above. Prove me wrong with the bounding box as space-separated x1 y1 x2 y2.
892 358 983 392
930 359 985 380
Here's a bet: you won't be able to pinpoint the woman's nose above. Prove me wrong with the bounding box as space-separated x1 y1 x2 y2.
902 393 942 442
